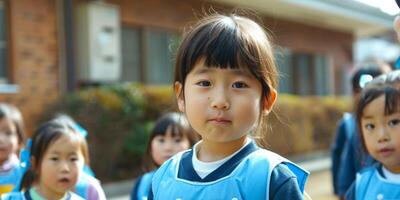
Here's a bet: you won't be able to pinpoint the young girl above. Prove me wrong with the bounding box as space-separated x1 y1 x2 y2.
130 112 199 200
150 13 309 199
0 103 25 195
331 61 391 198
345 70 400 200
54 114 106 200
2 120 87 199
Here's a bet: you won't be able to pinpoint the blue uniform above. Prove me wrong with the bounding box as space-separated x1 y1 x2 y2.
331 113 374 196
395 57 400 69
151 141 308 200
130 170 156 200
345 164 400 200
0 156 22 195
331 113 353 195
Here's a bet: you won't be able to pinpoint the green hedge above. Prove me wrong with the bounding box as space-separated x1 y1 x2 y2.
42 84 350 182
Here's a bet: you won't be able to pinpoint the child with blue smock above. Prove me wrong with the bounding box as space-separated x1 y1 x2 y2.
345 70 400 200
149 13 310 200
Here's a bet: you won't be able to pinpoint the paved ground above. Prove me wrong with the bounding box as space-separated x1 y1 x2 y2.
306 169 337 200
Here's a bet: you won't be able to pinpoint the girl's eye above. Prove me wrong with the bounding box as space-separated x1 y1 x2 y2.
157 138 165 143
4 131 12 136
388 119 400 127
196 81 211 87
70 157 78 162
232 82 248 88
364 123 375 130
174 138 182 143
50 157 59 161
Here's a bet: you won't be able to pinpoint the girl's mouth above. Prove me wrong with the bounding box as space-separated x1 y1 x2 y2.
378 148 395 157
58 177 70 185
208 118 231 125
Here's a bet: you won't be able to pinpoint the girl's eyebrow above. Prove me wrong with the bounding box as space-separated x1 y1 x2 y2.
193 67 253 78
192 68 212 75
362 116 374 119
48 150 79 155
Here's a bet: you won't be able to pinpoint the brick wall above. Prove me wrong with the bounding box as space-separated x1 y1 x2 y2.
0 0 59 136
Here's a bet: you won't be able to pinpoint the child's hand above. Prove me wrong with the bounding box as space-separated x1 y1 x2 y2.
394 15 400 42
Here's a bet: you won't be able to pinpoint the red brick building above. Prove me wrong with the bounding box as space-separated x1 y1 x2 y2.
0 0 393 133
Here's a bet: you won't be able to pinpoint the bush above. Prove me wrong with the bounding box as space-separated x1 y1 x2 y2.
42 84 351 182
42 83 174 182
266 94 350 156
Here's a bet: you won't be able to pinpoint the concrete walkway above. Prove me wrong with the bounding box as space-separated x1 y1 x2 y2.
104 156 335 200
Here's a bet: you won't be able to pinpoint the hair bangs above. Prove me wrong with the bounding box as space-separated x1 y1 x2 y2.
183 16 255 72
384 87 400 115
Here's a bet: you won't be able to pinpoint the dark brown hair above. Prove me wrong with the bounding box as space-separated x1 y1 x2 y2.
356 70 400 151
0 103 25 146
174 13 278 144
351 61 391 94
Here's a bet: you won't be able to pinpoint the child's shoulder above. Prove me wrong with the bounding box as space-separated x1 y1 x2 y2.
246 148 292 168
358 163 379 175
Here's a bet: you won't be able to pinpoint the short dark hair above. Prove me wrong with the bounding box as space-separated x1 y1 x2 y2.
0 103 25 145
351 61 391 93
356 70 400 151
175 13 278 102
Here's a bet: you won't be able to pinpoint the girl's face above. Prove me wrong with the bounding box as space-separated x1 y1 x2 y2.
36 134 84 199
0 117 19 164
175 60 275 146
361 95 400 173
151 126 190 166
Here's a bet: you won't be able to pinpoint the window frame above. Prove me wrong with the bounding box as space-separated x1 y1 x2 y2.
276 48 333 96
0 0 19 94
121 24 180 85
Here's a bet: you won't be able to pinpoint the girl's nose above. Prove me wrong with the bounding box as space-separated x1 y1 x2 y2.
164 140 174 152
377 128 390 143
210 89 230 110
60 161 71 172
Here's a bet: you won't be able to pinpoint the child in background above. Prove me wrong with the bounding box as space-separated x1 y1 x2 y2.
130 112 199 200
150 13 309 199
0 103 25 195
54 114 106 200
330 61 391 198
2 120 86 199
345 70 400 200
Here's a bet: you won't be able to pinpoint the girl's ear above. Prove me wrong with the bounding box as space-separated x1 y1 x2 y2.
262 88 277 115
174 82 185 112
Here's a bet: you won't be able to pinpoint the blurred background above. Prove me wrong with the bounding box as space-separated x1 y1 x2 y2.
0 0 399 199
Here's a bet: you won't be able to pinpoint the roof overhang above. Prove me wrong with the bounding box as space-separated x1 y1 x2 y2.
210 0 394 37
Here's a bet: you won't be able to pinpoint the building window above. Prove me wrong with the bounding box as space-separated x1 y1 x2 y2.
0 1 8 84
121 26 180 85
276 49 332 96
